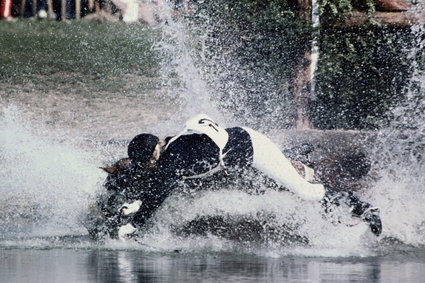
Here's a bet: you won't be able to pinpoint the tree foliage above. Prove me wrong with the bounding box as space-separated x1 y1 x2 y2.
310 27 414 129
319 0 376 23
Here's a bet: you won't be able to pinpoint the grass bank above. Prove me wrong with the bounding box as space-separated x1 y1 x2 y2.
0 20 161 95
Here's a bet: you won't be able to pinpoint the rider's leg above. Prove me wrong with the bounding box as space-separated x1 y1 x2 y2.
243 127 325 201
243 127 382 236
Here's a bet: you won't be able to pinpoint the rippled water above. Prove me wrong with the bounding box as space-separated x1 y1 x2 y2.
2 241 425 282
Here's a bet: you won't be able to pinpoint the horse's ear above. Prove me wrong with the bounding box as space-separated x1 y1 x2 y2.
117 158 131 169
101 158 131 174
100 166 117 174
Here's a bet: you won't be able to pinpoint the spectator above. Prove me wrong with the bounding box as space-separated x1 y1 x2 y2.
0 0 13 20
23 0 48 18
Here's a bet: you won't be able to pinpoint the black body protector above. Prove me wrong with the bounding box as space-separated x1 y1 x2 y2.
131 126 253 228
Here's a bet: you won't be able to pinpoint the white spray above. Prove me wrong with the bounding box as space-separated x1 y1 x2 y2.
0 106 104 237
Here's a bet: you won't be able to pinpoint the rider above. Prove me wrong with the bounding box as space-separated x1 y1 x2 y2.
110 114 382 239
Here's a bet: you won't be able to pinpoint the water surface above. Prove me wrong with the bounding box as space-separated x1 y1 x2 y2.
2 245 425 282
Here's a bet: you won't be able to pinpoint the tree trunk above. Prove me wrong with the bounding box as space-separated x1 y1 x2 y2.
293 52 313 130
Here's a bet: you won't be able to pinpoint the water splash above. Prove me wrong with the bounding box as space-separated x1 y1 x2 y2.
150 9 227 135
0 106 104 237
1 3 424 258
150 2 299 134
366 21 425 246
130 3 425 255
129 184 377 256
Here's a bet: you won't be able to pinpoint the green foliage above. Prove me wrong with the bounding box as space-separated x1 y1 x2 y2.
310 27 414 130
0 21 160 83
319 0 376 23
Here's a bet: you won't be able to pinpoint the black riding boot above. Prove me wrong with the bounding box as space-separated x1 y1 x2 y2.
322 185 382 236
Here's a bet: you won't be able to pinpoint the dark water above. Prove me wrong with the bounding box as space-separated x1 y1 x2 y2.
2 246 425 283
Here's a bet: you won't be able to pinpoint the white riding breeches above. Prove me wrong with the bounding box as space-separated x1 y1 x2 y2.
242 127 325 201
